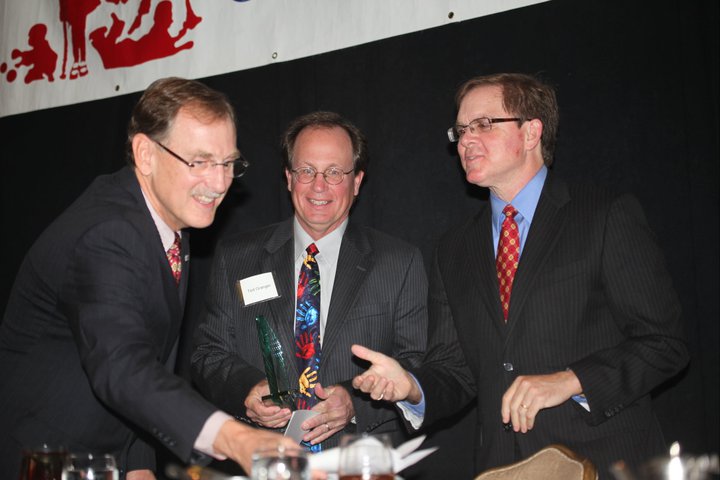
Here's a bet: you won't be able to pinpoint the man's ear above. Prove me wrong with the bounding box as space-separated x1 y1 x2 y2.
352 170 365 196
132 134 154 176
285 168 293 192
524 118 543 152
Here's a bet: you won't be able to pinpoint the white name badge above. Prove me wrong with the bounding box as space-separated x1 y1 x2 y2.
236 272 280 306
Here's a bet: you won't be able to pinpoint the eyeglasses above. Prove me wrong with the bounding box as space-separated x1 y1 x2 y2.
447 117 525 142
290 166 354 185
154 141 249 178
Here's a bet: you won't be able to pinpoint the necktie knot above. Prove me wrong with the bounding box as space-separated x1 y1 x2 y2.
306 243 319 257
502 204 518 219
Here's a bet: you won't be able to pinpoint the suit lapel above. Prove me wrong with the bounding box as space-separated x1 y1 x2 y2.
121 167 184 359
505 174 570 337
321 223 372 363
465 207 509 336
260 219 299 378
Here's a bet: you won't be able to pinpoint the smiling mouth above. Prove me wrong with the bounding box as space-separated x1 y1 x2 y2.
308 199 329 206
194 194 220 205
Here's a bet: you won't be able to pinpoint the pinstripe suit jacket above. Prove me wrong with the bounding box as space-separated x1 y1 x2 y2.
0 167 217 479
413 173 688 478
191 217 428 448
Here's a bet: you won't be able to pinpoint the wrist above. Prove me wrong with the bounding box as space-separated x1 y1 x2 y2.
405 372 422 404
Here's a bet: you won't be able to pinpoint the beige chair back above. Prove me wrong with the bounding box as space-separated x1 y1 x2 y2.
474 444 598 480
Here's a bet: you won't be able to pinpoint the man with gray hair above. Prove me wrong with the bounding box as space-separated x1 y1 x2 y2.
0 77 294 479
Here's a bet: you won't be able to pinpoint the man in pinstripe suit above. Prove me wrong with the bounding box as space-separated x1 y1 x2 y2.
191 111 428 455
352 73 689 478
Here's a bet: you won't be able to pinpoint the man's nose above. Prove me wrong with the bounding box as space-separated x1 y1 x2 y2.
206 164 230 191
310 172 328 190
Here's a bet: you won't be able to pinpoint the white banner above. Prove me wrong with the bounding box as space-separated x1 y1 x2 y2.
0 0 547 118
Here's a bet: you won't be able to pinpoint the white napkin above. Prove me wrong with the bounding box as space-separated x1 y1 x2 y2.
308 434 437 474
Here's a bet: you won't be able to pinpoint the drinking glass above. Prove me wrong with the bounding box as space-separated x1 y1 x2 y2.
251 445 309 480
337 433 394 480
61 453 118 480
18 444 67 480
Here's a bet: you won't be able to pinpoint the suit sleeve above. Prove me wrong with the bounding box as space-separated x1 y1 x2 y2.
190 242 266 419
348 246 429 429
61 220 216 463
568 194 689 425
412 246 477 427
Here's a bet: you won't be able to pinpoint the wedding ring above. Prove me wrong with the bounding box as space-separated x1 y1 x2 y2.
325 423 330 431
520 403 528 410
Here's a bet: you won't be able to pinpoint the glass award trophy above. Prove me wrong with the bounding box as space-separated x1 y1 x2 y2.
255 315 299 410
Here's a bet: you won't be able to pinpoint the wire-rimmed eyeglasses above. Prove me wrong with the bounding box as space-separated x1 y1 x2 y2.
447 117 525 142
290 166 354 185
154 140 249 178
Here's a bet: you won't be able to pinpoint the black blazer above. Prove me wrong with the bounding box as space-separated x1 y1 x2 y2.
191 217 428 448
413 173 689 478
0 167 217 478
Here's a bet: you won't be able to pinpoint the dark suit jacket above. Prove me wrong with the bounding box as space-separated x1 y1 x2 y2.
191 217 428 448
0 167 217 478
413 173 689 478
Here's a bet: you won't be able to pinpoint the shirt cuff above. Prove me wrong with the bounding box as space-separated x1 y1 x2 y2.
193 411 234 459
396 373 426 430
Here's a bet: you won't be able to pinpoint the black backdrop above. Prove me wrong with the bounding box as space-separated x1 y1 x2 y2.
1 1 717 478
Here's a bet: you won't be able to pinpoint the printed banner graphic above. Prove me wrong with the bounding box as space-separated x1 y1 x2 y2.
0 0 547 118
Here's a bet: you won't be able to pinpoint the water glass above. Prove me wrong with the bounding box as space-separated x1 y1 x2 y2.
61 453 118 480
338 433 394 480
251 445 309 480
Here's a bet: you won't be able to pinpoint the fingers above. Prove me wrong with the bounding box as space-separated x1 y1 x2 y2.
303 419 338 444
244 380 293 427
314 382 333 400
351 344 386 364
245 395 291 428
301 385 354 444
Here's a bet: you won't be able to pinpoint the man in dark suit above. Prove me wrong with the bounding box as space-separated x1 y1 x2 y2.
191 111 427 453
0 77 294 480
351 73 689 478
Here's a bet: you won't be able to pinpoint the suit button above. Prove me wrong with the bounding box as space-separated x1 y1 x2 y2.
503 363 514 371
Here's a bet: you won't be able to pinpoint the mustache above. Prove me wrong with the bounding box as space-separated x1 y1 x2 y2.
191 187 224 198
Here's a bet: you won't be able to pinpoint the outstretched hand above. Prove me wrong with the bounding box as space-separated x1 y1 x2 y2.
350 344 421 404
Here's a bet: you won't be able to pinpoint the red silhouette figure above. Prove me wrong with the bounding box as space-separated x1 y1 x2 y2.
90 0 201 69
59 0 102 79
11 24 58 84
127 0 201 35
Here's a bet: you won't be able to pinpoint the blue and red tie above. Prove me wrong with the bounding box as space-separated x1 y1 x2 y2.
294 243 322 451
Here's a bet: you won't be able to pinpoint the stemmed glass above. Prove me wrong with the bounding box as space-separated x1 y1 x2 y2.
61 453 118 480
337 433 394 480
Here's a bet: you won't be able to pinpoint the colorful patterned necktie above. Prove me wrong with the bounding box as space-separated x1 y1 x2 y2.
496 205 520 321
166 232 182 285
295 243 321 410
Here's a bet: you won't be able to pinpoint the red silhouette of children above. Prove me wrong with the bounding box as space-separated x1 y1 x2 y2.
127 0 201 35
90 0 201 69
58 0 102 79
11 24 58 84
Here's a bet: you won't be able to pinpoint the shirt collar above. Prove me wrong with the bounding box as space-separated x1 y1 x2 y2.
491 165 547 228
141 189 180 251
293 217 348 261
